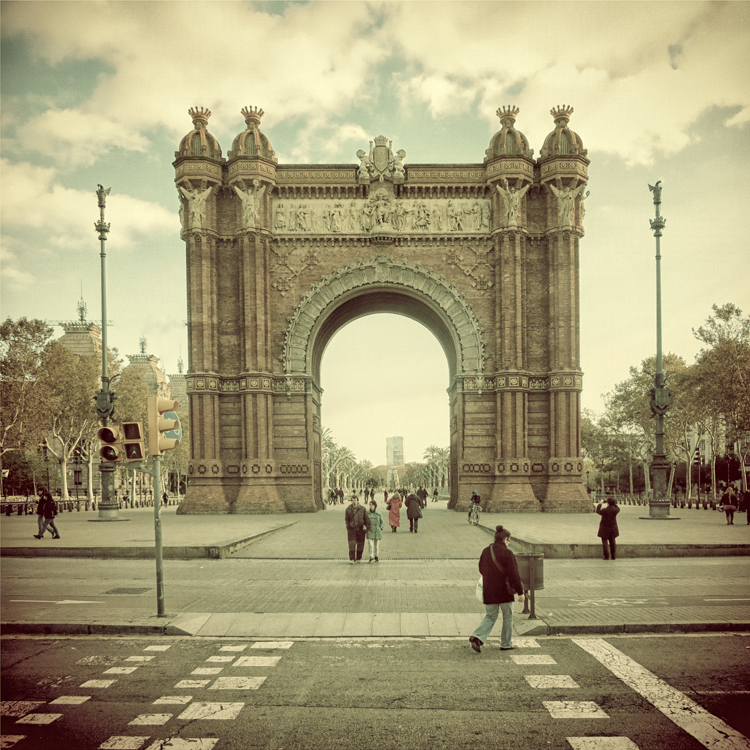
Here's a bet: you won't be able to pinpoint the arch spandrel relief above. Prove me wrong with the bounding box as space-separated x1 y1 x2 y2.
175 105 591 516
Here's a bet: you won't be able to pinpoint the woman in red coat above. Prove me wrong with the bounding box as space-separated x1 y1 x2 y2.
387 493 402 532
469 526 524 653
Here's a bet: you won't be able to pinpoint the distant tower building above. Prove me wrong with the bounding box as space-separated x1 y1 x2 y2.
125 338 170 397
167 356 187 409
387 436 404 467
57 297 102 358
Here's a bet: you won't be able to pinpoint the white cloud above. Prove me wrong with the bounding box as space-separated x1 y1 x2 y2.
0 246 34 291
0 159 176 253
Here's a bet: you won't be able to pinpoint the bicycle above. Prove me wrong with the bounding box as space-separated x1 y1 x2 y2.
468 502 481 525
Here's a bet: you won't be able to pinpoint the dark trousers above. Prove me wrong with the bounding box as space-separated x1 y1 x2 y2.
347 529 366 560
409 517 419 532
601 535 616 560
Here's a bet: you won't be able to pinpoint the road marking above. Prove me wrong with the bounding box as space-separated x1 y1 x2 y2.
251 641 293 649
567 739 638 749
233 656 281 667
144 645 172 651
11 599 104 604
99 737 150 750
191 667 222 675
1 701 45 717
153 696 192 705
49 696 91 705
129 714 173 726
205 656 235 663
80 679 117 688
573 638 750 750
15 713 63 725
208 677 267 690
0 737 26 749
219 645 247 652
510 655 557 665
125 656 155 662
174 680 210 689
145 739 218 750
526 675 580 689
704 598 750 601
544 701 608 719
177 702 244 721
104 667 139 675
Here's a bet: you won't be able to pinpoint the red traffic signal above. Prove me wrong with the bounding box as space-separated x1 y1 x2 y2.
97 425 122 463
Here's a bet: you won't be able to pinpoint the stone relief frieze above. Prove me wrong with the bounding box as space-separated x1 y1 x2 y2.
281 255 486 379
273 188 491 236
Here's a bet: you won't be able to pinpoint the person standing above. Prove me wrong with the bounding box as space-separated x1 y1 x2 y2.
469 525 524 653
35 486 60 539
596 497 619 559
405 492 422 533
721 485 738 525
366 500 383 563
344 496 370 564
387 492 402 532
741 487 750 525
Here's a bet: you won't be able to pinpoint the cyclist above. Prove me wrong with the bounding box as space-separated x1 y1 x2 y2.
468 490 481 523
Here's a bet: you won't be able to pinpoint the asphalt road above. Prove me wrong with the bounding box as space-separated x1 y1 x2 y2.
2 633 748 750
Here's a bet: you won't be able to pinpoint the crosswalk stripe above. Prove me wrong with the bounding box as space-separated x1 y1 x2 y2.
573 638 750 750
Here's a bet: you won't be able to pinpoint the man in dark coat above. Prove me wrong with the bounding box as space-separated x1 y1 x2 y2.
596 497 620 560
469 525 524 653
344 496 370 563
405 493 422 533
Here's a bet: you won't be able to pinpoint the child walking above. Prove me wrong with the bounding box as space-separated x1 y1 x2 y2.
366 500 383 563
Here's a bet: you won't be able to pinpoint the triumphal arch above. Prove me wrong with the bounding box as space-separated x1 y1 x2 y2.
174 104 591 514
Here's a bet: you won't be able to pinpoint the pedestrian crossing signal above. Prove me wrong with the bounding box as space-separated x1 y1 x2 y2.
121 422 145 462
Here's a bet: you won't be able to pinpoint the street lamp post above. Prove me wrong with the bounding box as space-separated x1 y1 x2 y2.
643 181 679 520
92 185 125 521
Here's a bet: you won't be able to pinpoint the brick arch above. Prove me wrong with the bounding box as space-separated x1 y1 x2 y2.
281 255 486 381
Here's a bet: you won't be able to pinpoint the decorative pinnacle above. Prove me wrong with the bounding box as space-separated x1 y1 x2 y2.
96 184 110 208
188 107 211 129
550 105 574 125
241 106 264 126
496 105 519 125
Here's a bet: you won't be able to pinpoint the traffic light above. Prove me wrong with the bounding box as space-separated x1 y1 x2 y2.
121 422 145 462
148 396 180 456
97 424 122 463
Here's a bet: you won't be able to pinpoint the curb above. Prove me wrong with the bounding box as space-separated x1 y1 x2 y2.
0 523 296 560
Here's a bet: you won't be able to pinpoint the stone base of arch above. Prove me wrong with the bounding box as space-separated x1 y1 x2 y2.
178 478 322 514
539 481 591 513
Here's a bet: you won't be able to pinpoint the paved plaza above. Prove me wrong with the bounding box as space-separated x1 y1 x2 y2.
2 499 749 639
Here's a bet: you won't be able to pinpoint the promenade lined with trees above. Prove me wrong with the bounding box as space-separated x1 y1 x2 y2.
583 304 750 502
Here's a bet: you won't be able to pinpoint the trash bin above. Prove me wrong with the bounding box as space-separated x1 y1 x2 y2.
514 552 544 619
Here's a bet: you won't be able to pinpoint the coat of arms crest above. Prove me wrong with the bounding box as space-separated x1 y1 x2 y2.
356 136 406 185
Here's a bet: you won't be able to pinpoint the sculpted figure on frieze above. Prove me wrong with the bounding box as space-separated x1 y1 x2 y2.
495 178 530 228
179 184 214 229
548 180 586 228
234 179 266 229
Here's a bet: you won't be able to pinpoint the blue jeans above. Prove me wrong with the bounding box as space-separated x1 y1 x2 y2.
472 602 514 648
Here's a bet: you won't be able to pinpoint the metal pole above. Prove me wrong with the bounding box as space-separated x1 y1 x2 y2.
153 455 166 616
643 182 678 520
93 185 122 521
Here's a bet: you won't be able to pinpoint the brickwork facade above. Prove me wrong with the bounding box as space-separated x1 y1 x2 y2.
174 105 591 514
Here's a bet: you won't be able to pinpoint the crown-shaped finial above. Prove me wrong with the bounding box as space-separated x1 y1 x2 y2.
550 105 574 124
241 106 264 126
188 107 211 128
496 105 519 125
373 135 390 147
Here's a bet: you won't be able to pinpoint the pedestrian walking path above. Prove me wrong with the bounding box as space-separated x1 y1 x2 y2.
2 499 749 639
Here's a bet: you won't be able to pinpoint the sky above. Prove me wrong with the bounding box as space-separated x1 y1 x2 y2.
1 1 749 467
